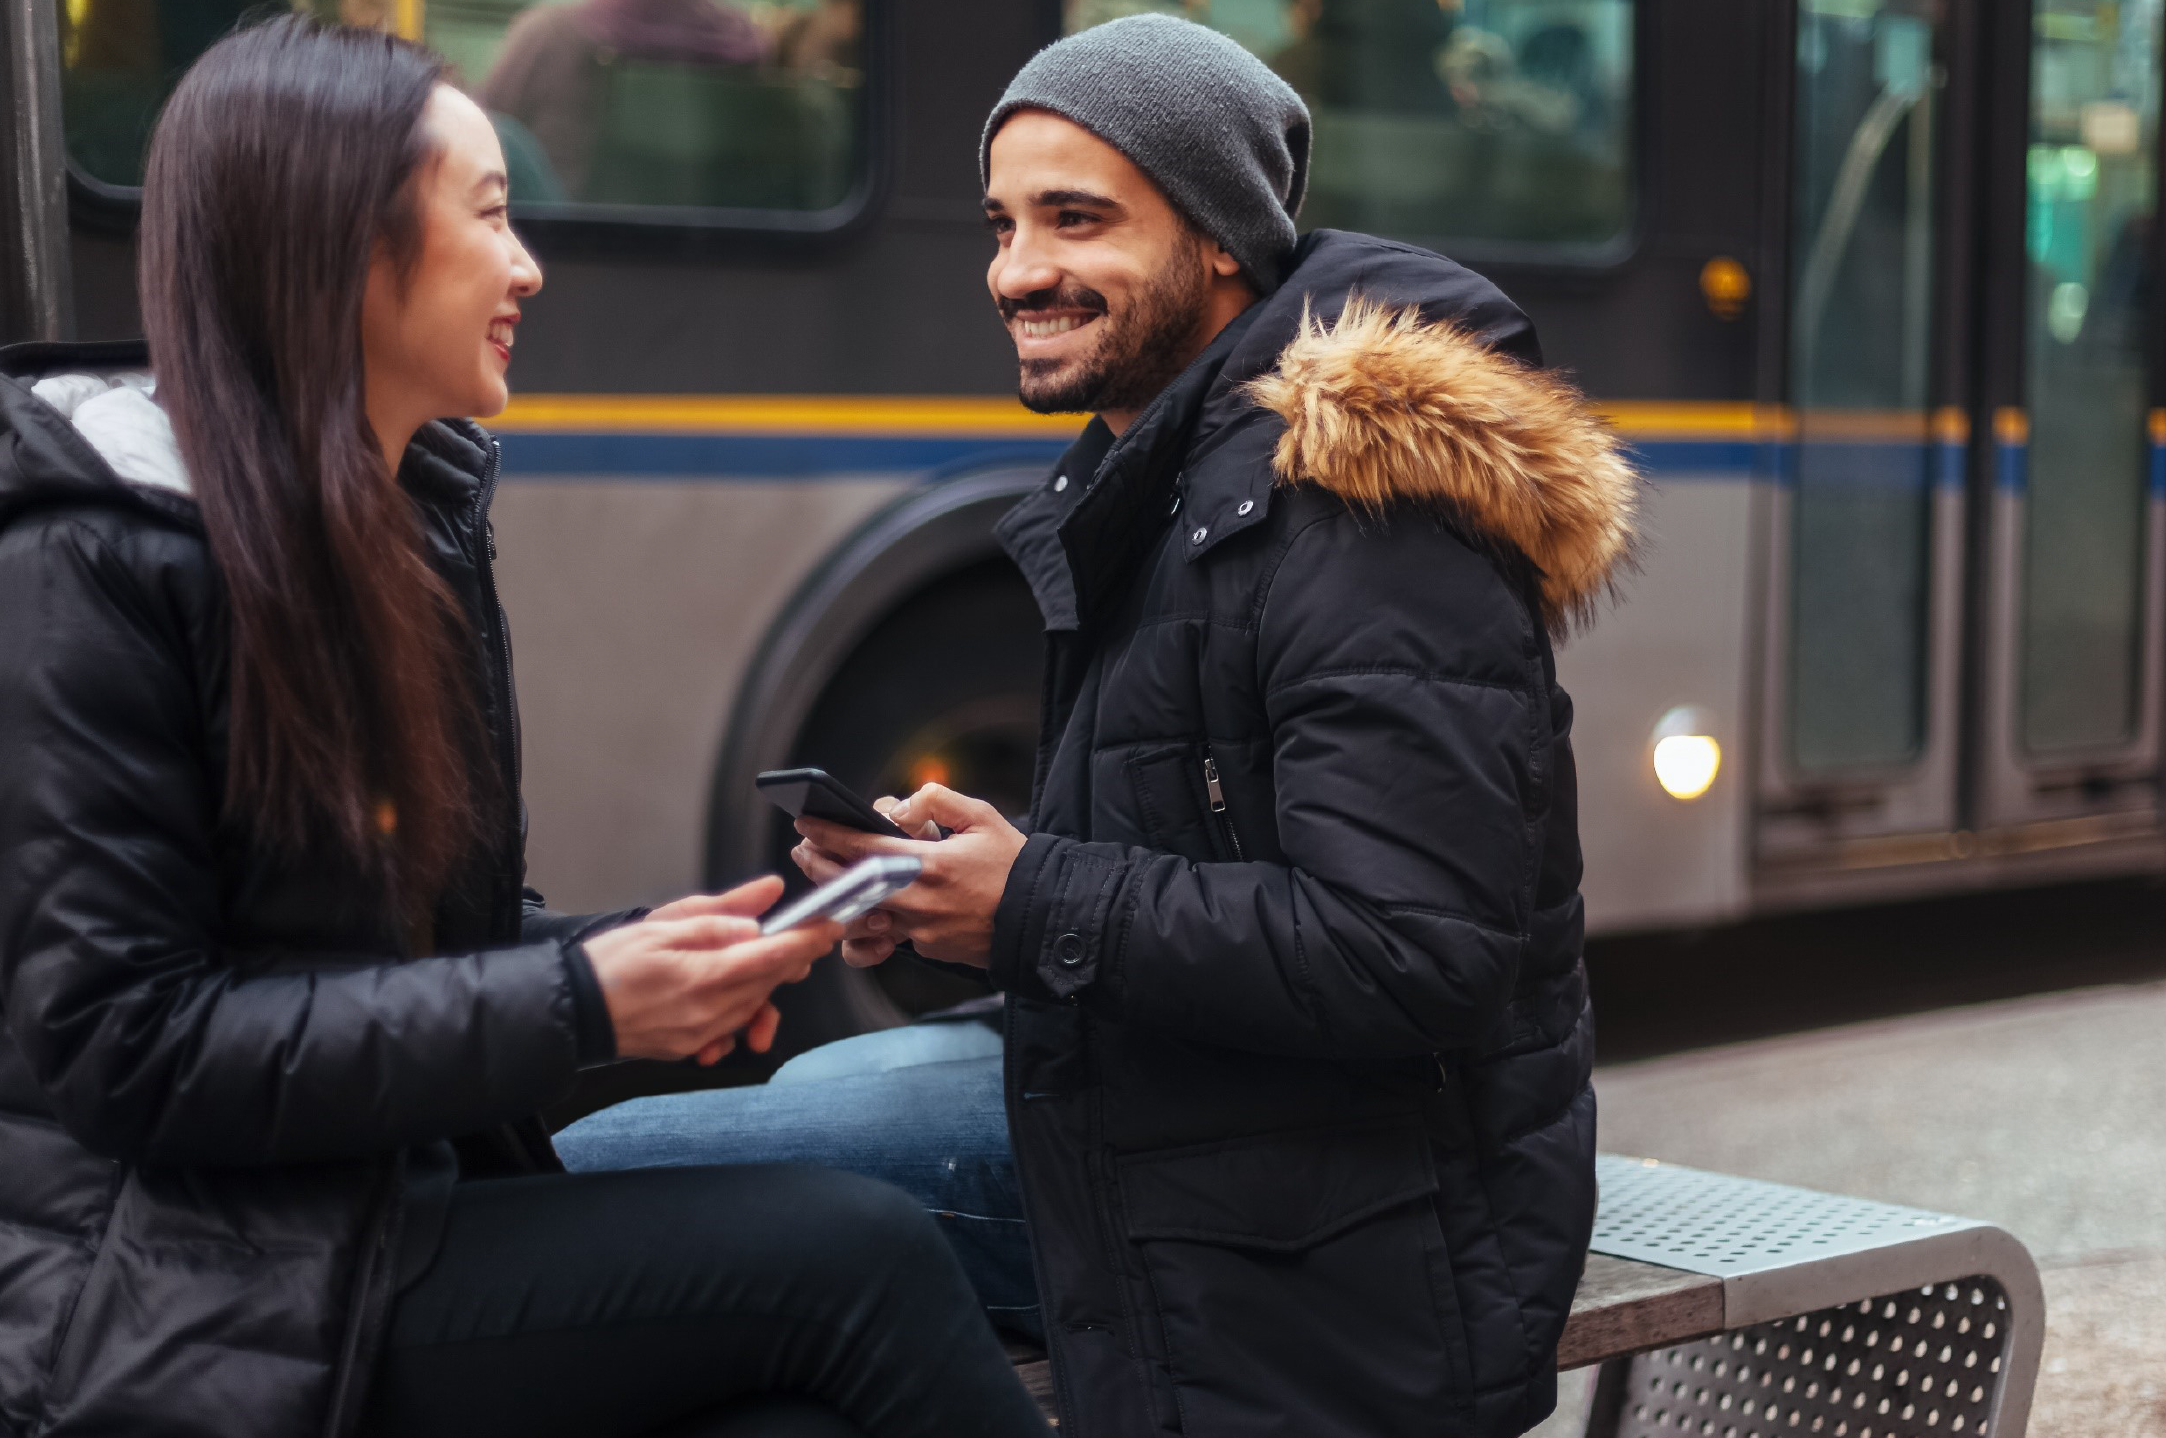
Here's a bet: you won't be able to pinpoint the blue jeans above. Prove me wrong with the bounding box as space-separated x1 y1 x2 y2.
556 1020 1042 1342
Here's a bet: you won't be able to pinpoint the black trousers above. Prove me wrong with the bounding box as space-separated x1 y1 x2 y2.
363 1165 1051 1438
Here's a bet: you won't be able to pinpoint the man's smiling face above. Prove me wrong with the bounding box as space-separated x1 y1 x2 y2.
983 110 1228 425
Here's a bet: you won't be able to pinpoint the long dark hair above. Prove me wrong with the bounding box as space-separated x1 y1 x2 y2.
139 16 480 932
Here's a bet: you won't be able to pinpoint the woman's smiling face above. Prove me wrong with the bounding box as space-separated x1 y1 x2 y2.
361 85 542 450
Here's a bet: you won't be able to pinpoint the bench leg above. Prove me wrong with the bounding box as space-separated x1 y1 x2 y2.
1580 1276 2029 1438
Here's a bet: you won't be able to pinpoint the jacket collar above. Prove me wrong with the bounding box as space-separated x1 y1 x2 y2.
996 303 1263 632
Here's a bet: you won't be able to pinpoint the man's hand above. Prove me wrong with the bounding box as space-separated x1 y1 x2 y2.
583 875 841 1065
790 784 1027 969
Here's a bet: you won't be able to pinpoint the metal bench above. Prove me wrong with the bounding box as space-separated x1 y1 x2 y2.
1008 1155 2046 1437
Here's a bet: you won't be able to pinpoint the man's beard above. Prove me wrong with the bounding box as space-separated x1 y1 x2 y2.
1003 253 1212 417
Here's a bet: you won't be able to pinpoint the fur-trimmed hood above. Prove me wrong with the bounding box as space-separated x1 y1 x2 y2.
1246 298 1636 633
996 230 1637 641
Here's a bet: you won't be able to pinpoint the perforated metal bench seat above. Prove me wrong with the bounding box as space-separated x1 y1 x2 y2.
1005 1156 2045 1437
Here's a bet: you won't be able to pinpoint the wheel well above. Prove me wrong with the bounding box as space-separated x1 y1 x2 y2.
705 465 1044 885
701 467 1046 1044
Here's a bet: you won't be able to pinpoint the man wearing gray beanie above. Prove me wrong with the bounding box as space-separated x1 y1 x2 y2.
983 13 1311 294
579 16 1629 1438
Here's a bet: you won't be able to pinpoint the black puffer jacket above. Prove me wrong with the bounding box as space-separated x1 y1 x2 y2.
0 340 629 1438
988 232 1636 1438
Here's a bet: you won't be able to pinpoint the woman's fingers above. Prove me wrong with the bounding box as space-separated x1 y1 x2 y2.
685 921 840 992
644 873 785 924
654 913 836 962
745 1002 782 1053
702 873 785 917
643 913 763 952
589 911 839 1065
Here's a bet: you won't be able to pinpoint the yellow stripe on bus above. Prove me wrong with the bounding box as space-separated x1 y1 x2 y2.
495 395 1086 438
1597 403 1769 440
491 397 1987 443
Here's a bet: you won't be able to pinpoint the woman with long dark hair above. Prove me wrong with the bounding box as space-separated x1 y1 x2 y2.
0 17 1048 1438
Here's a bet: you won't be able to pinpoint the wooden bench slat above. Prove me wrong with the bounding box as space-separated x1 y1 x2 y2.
1555 1253 1722 1370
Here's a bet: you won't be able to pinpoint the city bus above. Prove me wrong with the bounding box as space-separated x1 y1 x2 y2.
16 0 2165 1051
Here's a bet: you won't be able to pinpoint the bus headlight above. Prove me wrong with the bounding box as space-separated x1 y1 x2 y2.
1651 707 1721 801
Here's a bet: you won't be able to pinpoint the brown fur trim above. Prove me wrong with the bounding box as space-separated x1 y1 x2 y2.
1244 299 1639 633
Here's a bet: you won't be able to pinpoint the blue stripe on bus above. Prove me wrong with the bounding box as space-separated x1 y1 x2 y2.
1620 440 1762 473
496 432 1075 478
1995 441 2026 496
1937 440 1967 493
1759 441 1968 493
488 422 2166 499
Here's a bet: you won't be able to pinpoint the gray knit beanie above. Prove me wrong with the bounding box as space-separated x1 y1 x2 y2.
981 15 1311 290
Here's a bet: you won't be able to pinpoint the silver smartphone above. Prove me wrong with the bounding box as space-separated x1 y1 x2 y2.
758 854 924 936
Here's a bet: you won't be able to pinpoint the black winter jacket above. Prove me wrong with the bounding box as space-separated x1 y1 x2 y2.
987 232 1637 1438
0 340 630 1438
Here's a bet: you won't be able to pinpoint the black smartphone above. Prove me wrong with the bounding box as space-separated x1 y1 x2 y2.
759 855 923 935
756 767 913 840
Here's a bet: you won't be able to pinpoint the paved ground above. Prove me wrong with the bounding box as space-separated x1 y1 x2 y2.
1537 978 2166 1437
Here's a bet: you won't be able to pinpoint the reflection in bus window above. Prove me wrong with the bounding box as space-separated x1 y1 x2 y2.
1784 0 1940 777
2020 0 2161 755
55 0 865 216
56 0 252 187
1063 0 1632 251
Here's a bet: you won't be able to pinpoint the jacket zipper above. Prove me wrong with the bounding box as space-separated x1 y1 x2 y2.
321 1157 404 1438
472 437 522 928
1201 752 1244 861
1001 993 1088 1434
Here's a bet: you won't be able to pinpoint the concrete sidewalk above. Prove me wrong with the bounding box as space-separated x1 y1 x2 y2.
1540 979 2166 1437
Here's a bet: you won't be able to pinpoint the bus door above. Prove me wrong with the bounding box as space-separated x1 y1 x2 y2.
1757 0 1970 869
1971 0 2166 843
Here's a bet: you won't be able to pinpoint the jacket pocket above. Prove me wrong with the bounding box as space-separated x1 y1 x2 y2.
1116 1121 1474 1435
1199 749 1245 862
1122 742 1240 863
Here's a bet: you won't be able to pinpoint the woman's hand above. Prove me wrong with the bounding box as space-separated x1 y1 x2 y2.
583 876 840 1065
790 785 1027 969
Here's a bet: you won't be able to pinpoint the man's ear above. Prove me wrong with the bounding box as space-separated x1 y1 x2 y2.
1210 244 1242 279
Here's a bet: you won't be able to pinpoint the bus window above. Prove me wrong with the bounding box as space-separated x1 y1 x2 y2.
1783 0 1941 776
56 0 867 218
1063 0 1633 254
57 0 252 189
2019 0 2161 756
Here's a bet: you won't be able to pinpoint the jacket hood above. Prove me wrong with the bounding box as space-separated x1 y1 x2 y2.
1000 231 1638 639
0 339 198 531
1210 231 1636 633
1244 296 1637 631
0 338 497 531
30 369 189 492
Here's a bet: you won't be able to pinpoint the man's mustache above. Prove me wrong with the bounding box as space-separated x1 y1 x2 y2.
998 286 1110 322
